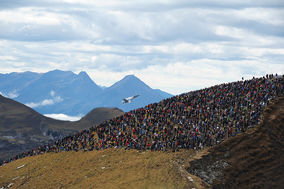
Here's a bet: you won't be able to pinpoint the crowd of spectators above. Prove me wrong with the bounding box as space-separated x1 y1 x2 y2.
2 74 283 165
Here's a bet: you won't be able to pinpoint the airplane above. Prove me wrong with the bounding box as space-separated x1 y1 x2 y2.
122 95 140 104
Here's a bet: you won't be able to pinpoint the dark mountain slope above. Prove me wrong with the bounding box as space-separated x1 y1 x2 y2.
0 94 69 162
187 97 284 189
78 107 124 128
0 95 123 162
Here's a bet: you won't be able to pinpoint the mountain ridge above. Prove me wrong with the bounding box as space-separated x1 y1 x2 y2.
0 70 172 115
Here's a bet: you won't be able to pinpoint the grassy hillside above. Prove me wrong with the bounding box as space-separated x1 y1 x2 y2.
0 149 206 189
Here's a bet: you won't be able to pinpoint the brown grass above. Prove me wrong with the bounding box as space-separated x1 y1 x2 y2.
0 149 205 189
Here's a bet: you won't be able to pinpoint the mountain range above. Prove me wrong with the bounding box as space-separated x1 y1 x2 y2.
0 70 172 116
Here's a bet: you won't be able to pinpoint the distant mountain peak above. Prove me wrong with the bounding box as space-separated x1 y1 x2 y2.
42 70 76 80
47 69 73 75
49 69 64 73
124 74 136 78
110 74 148 90
120 74 144 83
79 71 88 76
78 71 93 80
123 74 138 79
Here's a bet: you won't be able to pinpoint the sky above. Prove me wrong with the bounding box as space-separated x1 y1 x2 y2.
0 0 283 95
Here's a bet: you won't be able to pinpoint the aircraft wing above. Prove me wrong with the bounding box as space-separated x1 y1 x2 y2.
122 95 139 103
132 95 139 99
122 98 128 103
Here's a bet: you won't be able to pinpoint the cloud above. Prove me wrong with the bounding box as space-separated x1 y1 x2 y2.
50 90 55 97
142 59 284 94
2 2 282 43
0 91 19 99
6 91 19 98
87 58 284 95
44 113 82 121
0 0 283 94
2 0 283 11
25 95 63 108
0 8 98 41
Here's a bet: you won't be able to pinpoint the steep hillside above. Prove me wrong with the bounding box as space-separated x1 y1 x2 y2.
187 97 284 189
0 95 123 163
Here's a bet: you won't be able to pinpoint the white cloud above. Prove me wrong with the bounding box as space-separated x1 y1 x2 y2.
50 90 55 97
87 58 284 95
0 56 17 61
139 59 284 94
26 96 63 108
0 0 283 94
0 8 62 25
44 113 82 121
0 91 19 99
6 91 19 99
